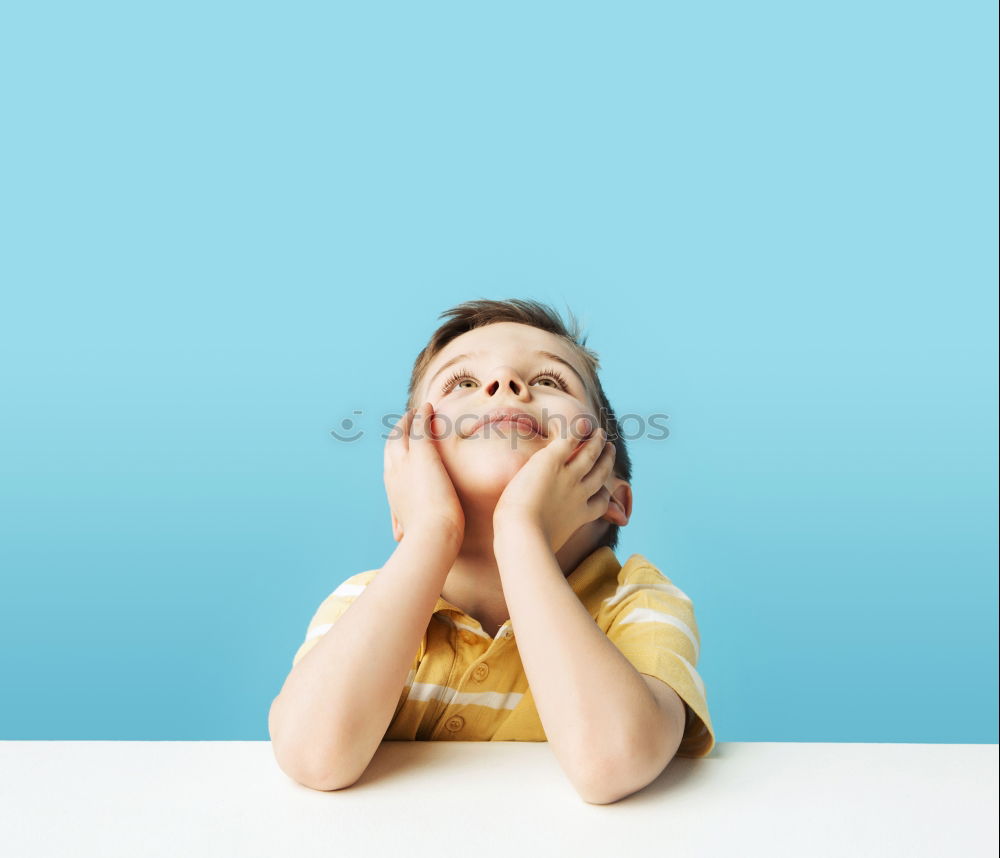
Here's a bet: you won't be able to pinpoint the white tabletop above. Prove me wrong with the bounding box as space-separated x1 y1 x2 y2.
1 741 996 857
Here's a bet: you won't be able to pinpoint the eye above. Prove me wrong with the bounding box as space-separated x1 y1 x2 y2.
440 368 478 394
440 366 571 395
532 368 570 390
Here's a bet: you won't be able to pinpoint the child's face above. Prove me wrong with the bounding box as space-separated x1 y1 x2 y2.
416 322 604 511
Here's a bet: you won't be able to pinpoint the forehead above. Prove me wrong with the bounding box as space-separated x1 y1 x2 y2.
434 322 571 362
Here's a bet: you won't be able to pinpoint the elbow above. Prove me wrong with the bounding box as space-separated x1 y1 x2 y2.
559 749 635 805
575 773 651 805
573 735 679 805
573 761 658 805
268 695 364 791
573 765 642 805
290 767 362 792
273 745 364 792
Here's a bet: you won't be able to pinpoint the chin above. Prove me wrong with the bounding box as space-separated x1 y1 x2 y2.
452 454 526 495
469 445 535 467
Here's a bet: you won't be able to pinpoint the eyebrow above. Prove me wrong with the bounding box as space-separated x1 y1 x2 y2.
426 349 588 393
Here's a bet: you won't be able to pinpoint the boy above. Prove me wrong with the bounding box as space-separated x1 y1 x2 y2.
269 298 715 804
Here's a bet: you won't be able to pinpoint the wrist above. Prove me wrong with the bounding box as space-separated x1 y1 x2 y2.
403 520 463 556
493 514 545 546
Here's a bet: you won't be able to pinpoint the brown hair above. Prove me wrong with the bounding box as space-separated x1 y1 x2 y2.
406 298 632 551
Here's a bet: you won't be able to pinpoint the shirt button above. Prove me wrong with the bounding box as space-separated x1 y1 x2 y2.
472 663 489 681
460 630 477 645
445 715 465 732
504 629 514 640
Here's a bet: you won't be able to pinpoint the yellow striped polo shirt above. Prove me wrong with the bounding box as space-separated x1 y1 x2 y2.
290 545 715 757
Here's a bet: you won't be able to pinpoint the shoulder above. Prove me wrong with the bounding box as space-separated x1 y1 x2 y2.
331 567 381 595
594 553 701 639
308 567 381 616
613 554 693 604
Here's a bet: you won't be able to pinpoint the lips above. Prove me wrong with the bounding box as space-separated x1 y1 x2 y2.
465 408 546 439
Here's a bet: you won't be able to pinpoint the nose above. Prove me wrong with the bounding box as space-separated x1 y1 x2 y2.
483 366 530 398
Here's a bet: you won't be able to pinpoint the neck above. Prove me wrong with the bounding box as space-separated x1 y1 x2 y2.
438 500 609 630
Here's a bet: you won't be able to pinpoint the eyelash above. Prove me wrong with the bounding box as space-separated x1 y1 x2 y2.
440 366 571 395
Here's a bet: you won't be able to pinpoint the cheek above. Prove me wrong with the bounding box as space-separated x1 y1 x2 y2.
427 415 464 459
429 410 476 443
544 407 591 440
428 412 461 442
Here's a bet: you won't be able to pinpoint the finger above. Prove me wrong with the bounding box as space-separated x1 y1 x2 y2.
411 401 440 449
581 440 616 492
386 411 410 469
586 484 612 516
569 426 608 472
409 402 430 444
390 407 415 452
423 402 445 443
559 414 599 464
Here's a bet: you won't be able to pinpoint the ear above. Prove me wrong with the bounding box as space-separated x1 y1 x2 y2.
601 479 632 527
391 510 404 542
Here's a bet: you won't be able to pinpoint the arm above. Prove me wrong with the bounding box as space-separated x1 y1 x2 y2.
269 529 459 790
494 525 684 804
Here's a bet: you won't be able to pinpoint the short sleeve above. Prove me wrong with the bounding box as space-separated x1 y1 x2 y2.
599 562 716 758
290 573 371 668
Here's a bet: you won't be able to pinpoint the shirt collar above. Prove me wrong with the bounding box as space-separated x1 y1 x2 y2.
431 544 622 618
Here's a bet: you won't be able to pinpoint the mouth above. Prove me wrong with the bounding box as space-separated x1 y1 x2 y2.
465 412 546 439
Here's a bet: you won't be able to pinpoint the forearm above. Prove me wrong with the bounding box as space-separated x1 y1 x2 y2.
493 525 666 799
270 530 458 789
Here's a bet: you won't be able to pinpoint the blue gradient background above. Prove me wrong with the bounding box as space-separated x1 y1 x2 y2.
1 1 996 743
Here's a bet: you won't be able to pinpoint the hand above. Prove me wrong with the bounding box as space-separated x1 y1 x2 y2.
492 415 616 554
384 402 466 547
